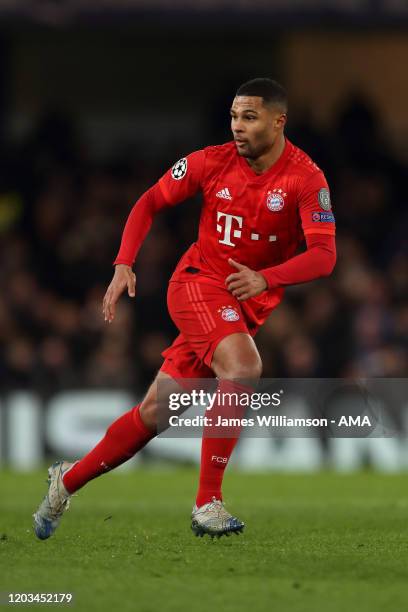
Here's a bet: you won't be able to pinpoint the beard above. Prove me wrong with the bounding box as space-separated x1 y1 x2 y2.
235 138 272 160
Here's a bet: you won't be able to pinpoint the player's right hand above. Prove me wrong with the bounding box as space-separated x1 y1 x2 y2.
102 264 136 323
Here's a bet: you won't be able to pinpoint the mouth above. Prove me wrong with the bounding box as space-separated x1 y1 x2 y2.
234 139 248 146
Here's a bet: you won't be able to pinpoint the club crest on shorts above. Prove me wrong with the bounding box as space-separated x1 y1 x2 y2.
171 157 187 180
318 188 331 211
218 305 240 322
266 188 287 212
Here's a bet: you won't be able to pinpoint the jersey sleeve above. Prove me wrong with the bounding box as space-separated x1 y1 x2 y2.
113 183 168 266
298 171 336 237
260 233 336 289
158 149 205 205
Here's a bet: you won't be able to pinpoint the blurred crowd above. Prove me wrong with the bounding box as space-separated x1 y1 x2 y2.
0 93 407 396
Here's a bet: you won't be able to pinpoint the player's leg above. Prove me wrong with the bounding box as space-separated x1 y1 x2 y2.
165 280 261 536
33 370 179 540
190 332 261 536
60 372 173 493
195 331 261 506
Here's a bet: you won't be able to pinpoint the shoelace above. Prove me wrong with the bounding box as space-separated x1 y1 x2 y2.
47 497 70 521
46 467 71 519
204 498 232 520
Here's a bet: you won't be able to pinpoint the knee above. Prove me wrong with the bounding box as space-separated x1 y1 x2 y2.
216 354 263 381
139 397 158 429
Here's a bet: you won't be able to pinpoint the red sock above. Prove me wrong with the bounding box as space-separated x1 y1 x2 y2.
195 380 252 507
62 405 155 494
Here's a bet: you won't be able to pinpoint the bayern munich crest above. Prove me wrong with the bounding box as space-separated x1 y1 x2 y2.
266 188 287 212
171 157 187 180
218 306 240 322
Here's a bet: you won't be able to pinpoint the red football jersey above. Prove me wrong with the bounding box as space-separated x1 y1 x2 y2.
157 139 335 323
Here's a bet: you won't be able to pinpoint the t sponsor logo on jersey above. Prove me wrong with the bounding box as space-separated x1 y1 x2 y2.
266 188 287 212
218 305 240 322
216 212 243 246
318 188 331 211
216 187 232 200
171 157 187 180
312 211 335 223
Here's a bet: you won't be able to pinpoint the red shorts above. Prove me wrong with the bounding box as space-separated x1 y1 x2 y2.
160 279 281 380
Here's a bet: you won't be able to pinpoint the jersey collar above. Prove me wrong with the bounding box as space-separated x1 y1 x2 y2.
236 137 292 182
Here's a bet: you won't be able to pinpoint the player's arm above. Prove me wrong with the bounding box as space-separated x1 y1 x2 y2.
259 173 336 290
258 233 336 290
225 173 336 300
103 151 205 322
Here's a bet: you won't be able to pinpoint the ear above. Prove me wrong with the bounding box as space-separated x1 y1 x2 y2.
275 113 287 129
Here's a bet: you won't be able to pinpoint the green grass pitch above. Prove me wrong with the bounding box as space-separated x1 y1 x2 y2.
1 468 408 611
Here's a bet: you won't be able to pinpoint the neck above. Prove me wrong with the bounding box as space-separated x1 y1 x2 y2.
246 132 286 175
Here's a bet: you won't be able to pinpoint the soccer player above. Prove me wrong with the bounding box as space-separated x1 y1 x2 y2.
33 78 336 539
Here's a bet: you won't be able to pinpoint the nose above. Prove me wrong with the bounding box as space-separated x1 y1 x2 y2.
232 118 245 136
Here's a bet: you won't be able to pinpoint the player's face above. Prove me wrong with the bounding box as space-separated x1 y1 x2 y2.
230 96 286 159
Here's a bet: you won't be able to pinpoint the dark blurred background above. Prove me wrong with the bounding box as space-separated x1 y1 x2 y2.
0 1 407 399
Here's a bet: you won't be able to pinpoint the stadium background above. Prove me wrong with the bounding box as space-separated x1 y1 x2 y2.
0 1 407 471
1 5 408 612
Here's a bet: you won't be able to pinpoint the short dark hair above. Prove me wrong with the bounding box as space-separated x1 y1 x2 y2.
236 78 288 112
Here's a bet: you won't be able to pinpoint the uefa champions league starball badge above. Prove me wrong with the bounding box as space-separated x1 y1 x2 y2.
171 158 188 180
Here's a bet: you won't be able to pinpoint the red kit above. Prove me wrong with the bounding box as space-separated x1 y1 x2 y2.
114 139 336 378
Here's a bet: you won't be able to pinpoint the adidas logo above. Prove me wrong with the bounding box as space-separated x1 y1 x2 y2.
216 187 232 200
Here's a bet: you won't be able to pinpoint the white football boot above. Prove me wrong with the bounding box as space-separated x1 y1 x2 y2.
33 461 73 540
191 497 245 538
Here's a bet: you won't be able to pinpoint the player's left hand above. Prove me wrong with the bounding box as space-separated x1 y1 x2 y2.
225 258 268 301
